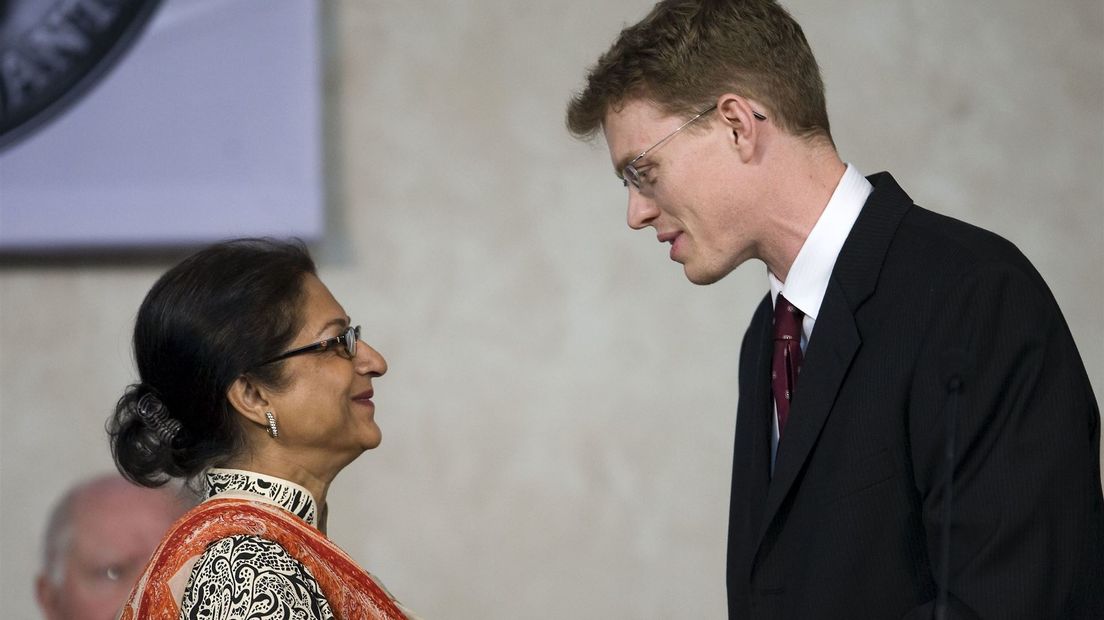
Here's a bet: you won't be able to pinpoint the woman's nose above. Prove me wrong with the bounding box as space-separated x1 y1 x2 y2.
355 341 387 377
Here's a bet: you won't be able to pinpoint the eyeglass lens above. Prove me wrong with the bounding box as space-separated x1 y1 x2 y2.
344 325 360 357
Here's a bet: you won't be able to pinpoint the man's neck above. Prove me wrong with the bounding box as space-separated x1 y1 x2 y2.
759 143 846 282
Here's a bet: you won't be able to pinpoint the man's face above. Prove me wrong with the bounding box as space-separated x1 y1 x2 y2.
36 484 182 620
603 99 766 284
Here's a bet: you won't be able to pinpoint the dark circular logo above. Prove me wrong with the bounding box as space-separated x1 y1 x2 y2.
0 0 163 151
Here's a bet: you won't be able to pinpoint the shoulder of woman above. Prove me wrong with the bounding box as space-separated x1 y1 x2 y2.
180 534 335 619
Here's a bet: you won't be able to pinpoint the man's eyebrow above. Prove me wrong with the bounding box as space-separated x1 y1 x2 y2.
613 152 638 178
313 316 350 339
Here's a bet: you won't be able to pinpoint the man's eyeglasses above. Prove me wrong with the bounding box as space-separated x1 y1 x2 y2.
621 104 766 191
256 325 361 366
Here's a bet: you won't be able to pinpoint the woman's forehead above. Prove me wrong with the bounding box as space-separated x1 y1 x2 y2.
298 275 348 334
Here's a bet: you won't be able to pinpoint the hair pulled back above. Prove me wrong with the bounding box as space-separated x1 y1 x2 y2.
109 239 316 487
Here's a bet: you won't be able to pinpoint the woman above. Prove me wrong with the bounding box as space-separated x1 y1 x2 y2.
108 239 415 619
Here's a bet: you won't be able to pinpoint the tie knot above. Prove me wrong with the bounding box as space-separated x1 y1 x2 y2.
773 294 804 342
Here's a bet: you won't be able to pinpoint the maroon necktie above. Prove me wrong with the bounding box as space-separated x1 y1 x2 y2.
772 294 805 436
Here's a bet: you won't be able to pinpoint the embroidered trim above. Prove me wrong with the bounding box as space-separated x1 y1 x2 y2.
206 469 317 526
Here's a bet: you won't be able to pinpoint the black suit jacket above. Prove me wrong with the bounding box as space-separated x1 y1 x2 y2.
726 172 1104 619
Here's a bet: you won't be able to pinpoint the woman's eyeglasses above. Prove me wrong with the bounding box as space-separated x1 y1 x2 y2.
255 325 361 366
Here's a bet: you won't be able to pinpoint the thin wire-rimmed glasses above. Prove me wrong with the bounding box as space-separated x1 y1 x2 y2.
621 104 767 192
255 325 361 366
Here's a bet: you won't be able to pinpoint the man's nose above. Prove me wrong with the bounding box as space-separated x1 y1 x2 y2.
627 190 660 230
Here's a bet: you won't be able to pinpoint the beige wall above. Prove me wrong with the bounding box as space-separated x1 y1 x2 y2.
2 1 1100 617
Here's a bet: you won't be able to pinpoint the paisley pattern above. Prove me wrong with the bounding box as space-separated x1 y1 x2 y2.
178 470 332 619
206 468 317 525
181 535 335 620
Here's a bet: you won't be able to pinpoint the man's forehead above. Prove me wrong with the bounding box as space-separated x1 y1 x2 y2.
74 484 181 523
603 99 670 135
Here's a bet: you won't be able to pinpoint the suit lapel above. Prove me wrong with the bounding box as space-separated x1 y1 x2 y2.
755 279 860 549
751 172 914 560
729 294 774 593
747 297 775 502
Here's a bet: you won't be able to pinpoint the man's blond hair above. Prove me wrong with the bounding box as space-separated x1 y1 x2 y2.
567 0 832 146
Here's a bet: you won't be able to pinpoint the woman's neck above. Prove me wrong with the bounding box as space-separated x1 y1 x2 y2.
222 451 337 529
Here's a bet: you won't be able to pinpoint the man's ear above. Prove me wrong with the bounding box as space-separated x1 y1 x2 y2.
716 93 765 161
35 574 59 619
226 375 273 429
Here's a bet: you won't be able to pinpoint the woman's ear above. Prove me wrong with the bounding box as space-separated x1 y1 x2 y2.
226 375 272 429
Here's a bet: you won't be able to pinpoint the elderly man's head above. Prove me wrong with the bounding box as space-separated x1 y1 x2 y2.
35 474 192 620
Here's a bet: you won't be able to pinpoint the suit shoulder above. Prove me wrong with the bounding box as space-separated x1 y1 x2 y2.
891 205 1042 284
899 206 1025 262
883 206 1070 339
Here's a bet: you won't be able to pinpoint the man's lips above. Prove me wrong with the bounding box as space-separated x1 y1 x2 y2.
352 389 374 405
658 231 684 260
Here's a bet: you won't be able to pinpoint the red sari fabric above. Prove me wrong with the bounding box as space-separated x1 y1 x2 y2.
120 498 408 619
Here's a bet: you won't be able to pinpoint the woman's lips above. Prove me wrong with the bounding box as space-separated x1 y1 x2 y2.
352 389 374 405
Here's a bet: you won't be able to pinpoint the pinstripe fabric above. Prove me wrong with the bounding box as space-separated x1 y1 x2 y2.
726 172 1104 619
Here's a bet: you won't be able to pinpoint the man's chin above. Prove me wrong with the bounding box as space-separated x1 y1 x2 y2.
683 264 728 286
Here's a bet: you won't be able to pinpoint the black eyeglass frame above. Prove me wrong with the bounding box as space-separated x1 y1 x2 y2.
255 325 361 367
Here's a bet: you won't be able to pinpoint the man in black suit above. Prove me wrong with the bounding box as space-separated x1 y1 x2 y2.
566 1 1103 617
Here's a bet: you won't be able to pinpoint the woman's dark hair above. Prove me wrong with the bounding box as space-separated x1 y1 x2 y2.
108 238 316 487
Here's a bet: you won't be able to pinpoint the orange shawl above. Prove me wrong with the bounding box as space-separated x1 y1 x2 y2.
120 498 408 619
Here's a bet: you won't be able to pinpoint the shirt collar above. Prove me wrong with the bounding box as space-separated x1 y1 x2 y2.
769 163 873 316
205 468 320 527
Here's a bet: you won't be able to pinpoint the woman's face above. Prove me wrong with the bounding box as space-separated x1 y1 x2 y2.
267 274 388 467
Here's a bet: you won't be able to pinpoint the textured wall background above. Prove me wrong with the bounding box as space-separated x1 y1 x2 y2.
2 1 1101 617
